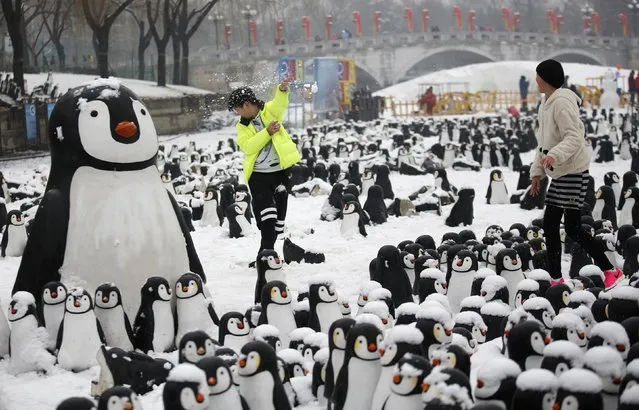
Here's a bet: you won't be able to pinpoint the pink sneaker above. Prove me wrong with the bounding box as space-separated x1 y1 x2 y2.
604 268 624 289
550 278 565 286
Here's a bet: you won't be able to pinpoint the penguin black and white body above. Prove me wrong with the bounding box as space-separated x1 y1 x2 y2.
620 171 639 211
417 268 448 303
218 312 250 354
12 82 205 319
445 187 475 227
94 282 133 351
163 363 210 410
593 186 618 230
550 312 588 349
308 277 342 333
381 354 431 410
254 249 285 304
325 318 356 406
604 171 622 204
321 183 343 222
227 203 251 238
495 248 525 307
373 245 413 308
200 186 221 227
415 306 454 357
197 356 248 410
258 281 297 347
56 397 97 410
480 275 510 305
8 291 55 374
474 357 521 409
1 209 27 257
446 250 478 314
588 321 630 360
97 386 143 410
507 320 550 370
178 330 217 365
363 185 388 225
583 346 626 410
620 187 639 228
132 276 175 353
511 369 558 410
486 169 509 205
453 310 488 344
361 169 375 195
480 301 512 342
341 200 368 238
514 279 541 308
175 272 219 346
332 323 383 410
312 347 329 405
40 281 67 349
56 287 105 372
239 341 292 410
542 340 585 376
554 369 604 410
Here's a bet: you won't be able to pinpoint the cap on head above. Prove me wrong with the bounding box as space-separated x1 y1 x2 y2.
536 59 565 89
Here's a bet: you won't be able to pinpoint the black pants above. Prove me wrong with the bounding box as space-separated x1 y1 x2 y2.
543 204 613 279
248 170 289 254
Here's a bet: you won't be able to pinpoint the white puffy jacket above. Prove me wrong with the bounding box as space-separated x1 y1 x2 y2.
530 88 591 179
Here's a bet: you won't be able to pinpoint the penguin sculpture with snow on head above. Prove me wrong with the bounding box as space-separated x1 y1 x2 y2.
374 165 394 200
332 322 383 410
495 248 526 307
254 249 285 304
447 250 478 314
381 353 431 410
480 300 512 342
94 282 134 351
511 369 558 410
620 171 639 211
417 268 448 303
507 320 550 371
486 169 509 204
56 287 106 372
374 245 413 307
400 251 417 291
308 277 342 334
321 183 343 222
364 185 388 225
178 330 217 365
132 276 175 353
474 357 521 409
197 356 248 410
550 312 588 350
593 186 618 230
446 187 475 227
1 209 27 257
258 281 297 347
162 363 210 410
415 306 455 357
325 318 356 407
12 82 205 318
40 281 67 349
620 187 639 228
554 368 604 410
514 279 541 308
234 185 253 223
239 341 292 410
200 185 221 227
604 171 622 204
218 312 250 353
175 272 219 346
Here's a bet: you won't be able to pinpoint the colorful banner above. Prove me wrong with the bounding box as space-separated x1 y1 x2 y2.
338 58 357 108
24 103 37 142
47 102 55 119
313 57 340 113
278 57 304 82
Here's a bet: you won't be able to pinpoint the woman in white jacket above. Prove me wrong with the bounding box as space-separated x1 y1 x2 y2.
530 59 623 289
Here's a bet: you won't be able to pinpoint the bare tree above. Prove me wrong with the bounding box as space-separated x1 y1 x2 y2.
42 0 73 69
82 0 135 77
125 1 157 80
1 0 26 89
147 0 178 86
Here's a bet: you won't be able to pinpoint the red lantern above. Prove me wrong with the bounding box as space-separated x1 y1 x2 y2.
592 12 600 35
556 14 563 33
373 11 382 35
404 7 414 33
223 24 231 49
502 7 511 32
421 9 429 33
453 5 462 31
513 12 521 31
325 15 332 40
547 9 557 33
468 9 476 32
249 20 257 46
302 16 311 41
275 20 283 45
352 11 362 37
619 13 629 37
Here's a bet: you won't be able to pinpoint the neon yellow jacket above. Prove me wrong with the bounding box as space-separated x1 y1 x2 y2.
236 87 301 183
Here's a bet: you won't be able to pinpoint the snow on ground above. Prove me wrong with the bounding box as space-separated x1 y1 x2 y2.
0 124 630 409
12 72 212 99
374 61 630 101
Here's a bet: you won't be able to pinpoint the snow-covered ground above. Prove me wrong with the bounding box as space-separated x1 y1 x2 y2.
12 72 213 99
0 122 630 409
374 61 629 101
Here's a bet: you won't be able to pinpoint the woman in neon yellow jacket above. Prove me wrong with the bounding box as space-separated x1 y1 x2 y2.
228 80 300 262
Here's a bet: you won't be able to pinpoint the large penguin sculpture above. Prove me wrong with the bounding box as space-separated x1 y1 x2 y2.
12 82 205 319
239 341 292 410
1 209 27 257
486 169 509 205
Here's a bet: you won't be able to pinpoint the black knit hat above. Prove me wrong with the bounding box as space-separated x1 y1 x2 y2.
227 86 264 111
536 59 565 89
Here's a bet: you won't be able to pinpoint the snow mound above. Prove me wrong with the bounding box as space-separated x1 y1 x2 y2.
84 77 121 90
11 291 35 306
480 301 512 317
397 361 424 377
421 268 446 280
477 357 521 382
369 288 393 302
558 369 602 393
289 328 316 343
552 312 584 331
253 325 280 339
516 279 540 292
416 307 453 327
308 275 335 286
474 268 497 279
583 346 625 377
303 333 328 349
590 321 629 344
167 363 207 386
278 348 304 365
395 302 420 317
460 296 486 309
424 293 452 312
383 325 424 346
516 369 558 392
526 269 552 281
356 313 384 331
314 347 330 364
543 341 584 364
99 88 120 100
522 297 555 313
294 300 310 312
621 385 639 404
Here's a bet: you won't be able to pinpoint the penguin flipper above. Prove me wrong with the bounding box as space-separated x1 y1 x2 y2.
12 189 68 303
358 216 368 237
240 395 250 410
273 383 293 410
207 302 220 326
167 191 206 281
0 227 7 257
331 370 348 410
97 319 106 344
56 320 64 351
124 313 134 344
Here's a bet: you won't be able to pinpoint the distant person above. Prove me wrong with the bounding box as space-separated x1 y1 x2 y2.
419 87 437 115
519 75 530 111
629 70 636 105
569 84 582 103
563 75 569 88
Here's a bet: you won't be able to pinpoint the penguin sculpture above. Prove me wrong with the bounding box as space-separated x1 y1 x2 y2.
132 276 175 353
227 203 251 238
445 187 475 227
56 398 97 410
163 363 210 410
550 312 588 349
620 171 639 211
307 277 342 333
373 245 413 307
97 386 143 410
480 275 510 305
495 248 525 307
486 169 509 204
341 200 368 238
178 330 217 365
620 188 639 228
507 320 550 370
541 340 584 377
554 368 604 410
1 209 27 257
254 249 285 304
175 272 219 345
593 186 618 230
321 183 343 222
258 281 297 347
197 356 248 410
511 369 558 410
325 318 356 406
40 281 67 349
588 321 630 359
312 347 329 405
332 323 383 410
200 186 221 227
12 82 205 318
583 345 626 410
381 354 432 410
480 301 512 342
453 311 488 344
415 306 454 357
447 250 478 314
218 311 250 353
94 282 134 351
252 324 283 352
363 185 388 225
474 357 521 409
375 165 394 200
417 268 448 303
604 171 622 203
514 279 541 308
239 341 292 410
56 287 105 371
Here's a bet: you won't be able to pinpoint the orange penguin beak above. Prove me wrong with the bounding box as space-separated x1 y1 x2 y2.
195 393 205 403
123 403 133 410
392 374 401 384
197 347 206 355
208 377 217 385
368 343 377 352
115 121 137 138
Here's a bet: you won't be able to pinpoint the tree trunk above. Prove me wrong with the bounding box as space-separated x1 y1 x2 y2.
55 43 66 69
171 33 180 84
11 33 24 90
157 50 166 86
180 38 188 85
95 29 110 78
138 46 146 80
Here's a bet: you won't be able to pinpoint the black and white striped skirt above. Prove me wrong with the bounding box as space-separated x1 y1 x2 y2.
545 171 589 210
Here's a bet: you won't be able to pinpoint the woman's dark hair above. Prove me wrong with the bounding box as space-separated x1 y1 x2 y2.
227 86 265 111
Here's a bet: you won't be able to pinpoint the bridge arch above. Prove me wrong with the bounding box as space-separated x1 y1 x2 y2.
398 46 498 82
544 49 605 66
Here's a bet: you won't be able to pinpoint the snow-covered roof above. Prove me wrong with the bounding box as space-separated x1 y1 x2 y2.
558 369 602 393
590 321 630 345
583 346 626 377
253 325 280 339
516 279 540 292
278 348 304 365
480 301 512 317
515 369 558 392
167 363 207 386
477 357 521 382
543 341 584 364
384 325 424 346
